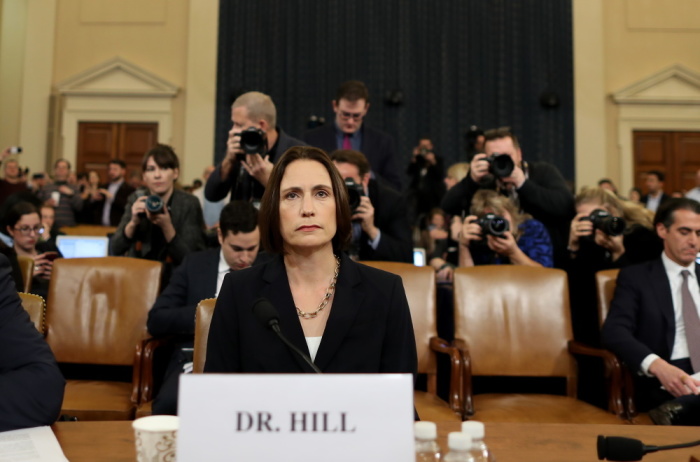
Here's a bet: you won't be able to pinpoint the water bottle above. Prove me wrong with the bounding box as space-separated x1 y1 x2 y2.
443 432 474 462
414 421 441 461
461 421 495 461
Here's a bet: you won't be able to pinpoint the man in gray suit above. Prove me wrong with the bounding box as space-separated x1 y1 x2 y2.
205 91 305 205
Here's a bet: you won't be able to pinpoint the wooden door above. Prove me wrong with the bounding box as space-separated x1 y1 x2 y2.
77 122 158 183
633 131 700 195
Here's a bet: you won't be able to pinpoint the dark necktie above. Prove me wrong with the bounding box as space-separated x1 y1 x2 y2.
342 133 352 150
680 270 700 372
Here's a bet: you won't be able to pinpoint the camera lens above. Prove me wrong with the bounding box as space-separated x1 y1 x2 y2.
487 153 515 178
344 177 364 213
239 128 266 155
145 195 164 214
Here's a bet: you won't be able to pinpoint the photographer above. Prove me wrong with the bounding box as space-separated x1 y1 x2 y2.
456 190 553 268
566 186 661 345
111 145 205 266
330 149 413 263
205 91 306 204
406 137 445 228
441 127 573 267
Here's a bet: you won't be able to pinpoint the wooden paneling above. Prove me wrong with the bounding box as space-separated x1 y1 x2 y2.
77 122 158 183
633 131 700 194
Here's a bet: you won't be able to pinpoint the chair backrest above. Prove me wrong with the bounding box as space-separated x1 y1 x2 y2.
45 256 162 365
18 292 46 335
358 261 437 375
453 265 574 381
193 298 217 373
596 269 620 327
17 256 34 293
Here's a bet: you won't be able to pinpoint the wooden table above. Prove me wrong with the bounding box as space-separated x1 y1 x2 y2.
53 421 700 461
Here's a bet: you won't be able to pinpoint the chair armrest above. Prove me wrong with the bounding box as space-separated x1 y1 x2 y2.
567 340 626 418
452 338 473 419
136 336 178 405
429 336 464 416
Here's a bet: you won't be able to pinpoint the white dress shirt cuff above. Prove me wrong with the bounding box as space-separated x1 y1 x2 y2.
641 353 661 377
367 229 381 250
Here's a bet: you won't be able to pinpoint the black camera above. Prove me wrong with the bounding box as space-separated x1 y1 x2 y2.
472 213 510 237
582 209 626 236
486 153 515 178
344 177 364 213
144 195 165 214
238 127 267 156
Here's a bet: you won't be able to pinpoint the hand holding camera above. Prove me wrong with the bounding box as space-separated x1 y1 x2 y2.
570 209 626 259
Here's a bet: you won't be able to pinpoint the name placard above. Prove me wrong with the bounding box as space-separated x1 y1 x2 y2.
177 374 414 461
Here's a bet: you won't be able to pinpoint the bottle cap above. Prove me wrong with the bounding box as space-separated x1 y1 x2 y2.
414 421 437 439
461 420 485 439
448 432 472 451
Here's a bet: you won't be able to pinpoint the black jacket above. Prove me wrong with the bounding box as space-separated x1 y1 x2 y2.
204 253 417 375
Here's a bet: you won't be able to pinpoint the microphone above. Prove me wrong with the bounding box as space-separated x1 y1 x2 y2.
597 435 700 461
252 298 322 374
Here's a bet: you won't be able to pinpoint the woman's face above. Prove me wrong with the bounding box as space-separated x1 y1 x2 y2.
430 213 446 229
444 176 457 190
8 213 42 254
143 156 178 197
279 159 337 253
88 171 100 185
629 189 641 202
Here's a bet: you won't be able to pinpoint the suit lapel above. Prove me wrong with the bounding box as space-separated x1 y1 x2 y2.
649 258 676 353
259 255 312 372
314 255 364 370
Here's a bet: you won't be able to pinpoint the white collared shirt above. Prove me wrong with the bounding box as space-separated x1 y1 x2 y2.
215 250 230 297
640 252 700 375
645 193 663 213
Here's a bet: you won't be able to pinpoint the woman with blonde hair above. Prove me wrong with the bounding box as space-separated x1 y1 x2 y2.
567 186 661 346
455 189 553 268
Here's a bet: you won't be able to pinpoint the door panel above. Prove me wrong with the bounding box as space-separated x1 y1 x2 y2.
77 122 158 184
633 131 700 195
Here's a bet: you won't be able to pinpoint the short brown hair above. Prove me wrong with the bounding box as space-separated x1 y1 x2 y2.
484 127 520 150
329 149 371 178
259 146 351 255
141 144 179 172
335 80 369 103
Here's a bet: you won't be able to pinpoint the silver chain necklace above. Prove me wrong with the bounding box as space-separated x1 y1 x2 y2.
296 255 340 319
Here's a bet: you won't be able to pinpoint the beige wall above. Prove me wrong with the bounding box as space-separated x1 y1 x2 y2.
574 0 700 193
2 1 699 191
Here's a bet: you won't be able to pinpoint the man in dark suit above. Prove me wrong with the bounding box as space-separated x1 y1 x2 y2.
441 127 574 268
330 150 412 263
641 170 671 213
147 201 262 415
205 91 306 205
88 159 135 226
0 253 65 431
303 81 402 190
602 198 700 425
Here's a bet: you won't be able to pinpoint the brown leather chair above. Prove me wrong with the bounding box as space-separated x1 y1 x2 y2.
595 269 653 424
17 256 34 292
18 292 46 335
360 261 463 421
193 298 217 373
135 297 216 418
45 256 162 420
453 265 623 423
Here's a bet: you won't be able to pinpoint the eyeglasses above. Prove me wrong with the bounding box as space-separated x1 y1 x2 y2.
14 226 45 236
338 110 364 121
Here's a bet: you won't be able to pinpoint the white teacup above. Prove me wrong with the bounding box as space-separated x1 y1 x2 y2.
133 415 179 462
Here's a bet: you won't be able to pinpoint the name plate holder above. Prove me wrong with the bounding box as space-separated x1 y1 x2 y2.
178 373 414 461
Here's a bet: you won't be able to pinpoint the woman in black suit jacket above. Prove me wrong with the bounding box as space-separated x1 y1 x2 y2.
204 146 417 375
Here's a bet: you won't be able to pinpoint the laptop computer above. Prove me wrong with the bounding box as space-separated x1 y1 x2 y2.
56 235 110 258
